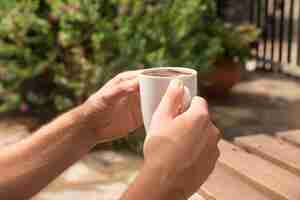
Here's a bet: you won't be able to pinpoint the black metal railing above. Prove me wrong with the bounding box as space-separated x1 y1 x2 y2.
218 0 300 71
250 0 300 70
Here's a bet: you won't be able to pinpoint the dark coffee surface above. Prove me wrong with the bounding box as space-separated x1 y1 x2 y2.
143 69 192 77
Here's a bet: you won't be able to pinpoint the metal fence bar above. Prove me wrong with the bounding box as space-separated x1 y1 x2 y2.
287 0 295 63
271 0 278 68
250 0 256 23
279 0 285 63
217 0 300 70
249 0 258 58
257 0 262 27
263 0 270 68
297 1 300 65
216 0 224 19
256 0 262 62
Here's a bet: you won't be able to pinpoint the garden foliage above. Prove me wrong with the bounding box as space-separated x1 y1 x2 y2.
0 0 257 114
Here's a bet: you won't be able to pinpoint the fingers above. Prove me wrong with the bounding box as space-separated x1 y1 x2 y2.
195 125 220 176
178 96 209 130
128 90 143 128
89 75 140 108
202 121 221 155
209 121 222 143
201 142 220 175
110 70 143 85
190 121 220 164
100 70 143 104
101 78 139 105
100 70 142 92
204 122 221 165
154 79 185 119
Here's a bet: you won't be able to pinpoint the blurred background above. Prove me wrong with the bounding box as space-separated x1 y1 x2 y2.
0 0 300 199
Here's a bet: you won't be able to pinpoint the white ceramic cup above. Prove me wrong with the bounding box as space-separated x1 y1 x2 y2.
138 67 198 133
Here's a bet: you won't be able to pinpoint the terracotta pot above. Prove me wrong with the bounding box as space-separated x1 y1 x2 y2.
198 57 241 97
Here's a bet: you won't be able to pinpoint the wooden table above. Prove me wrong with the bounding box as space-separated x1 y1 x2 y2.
197 130 300 200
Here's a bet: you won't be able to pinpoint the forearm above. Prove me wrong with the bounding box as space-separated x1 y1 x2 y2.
0 104 97 200
120 164 184 200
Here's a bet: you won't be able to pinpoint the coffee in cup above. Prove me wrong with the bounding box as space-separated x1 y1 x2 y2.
142 69 193 77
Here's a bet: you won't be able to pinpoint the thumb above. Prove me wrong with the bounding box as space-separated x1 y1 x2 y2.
154 79 185 119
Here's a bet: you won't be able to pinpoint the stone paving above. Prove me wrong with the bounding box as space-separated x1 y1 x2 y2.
32 150 142 200
211 72 300 139
0 118 142 200
1 72 300 199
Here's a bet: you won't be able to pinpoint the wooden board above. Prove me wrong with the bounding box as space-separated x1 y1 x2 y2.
235 134 300 176
198 190 216 200
188 193 208 200
276 130 300 148
199 162 272 200
218 140 300 200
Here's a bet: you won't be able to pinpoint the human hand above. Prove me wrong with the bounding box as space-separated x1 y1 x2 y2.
83 70 143 142
143 79 220 199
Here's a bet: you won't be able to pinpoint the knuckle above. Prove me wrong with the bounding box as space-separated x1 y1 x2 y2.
211 124 221 142
194 109 210 125
177 116 193 131
215 126 221 137
99 93 110 106
115 73 125 82
87 93 109 109
206 128 220 150
115 71 130 81
198 97 208 108
115 83 127 92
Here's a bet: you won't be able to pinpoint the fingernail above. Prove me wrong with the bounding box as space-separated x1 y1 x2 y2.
192 96 201 101
170 79 183 89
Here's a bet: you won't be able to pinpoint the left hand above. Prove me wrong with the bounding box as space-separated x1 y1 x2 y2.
83 70 143 142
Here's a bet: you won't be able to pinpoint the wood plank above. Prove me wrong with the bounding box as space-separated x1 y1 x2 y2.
188 193 208 200
218 140 300 200
198 162 272 200
235 134 300 176
198 189 215 200
276 130 300 147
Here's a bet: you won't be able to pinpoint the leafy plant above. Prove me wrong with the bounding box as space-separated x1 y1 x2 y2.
202 21 260 68
0 0 259 152
0 0 218 115
0 1 259 113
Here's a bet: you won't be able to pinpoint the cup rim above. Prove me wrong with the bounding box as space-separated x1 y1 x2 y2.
139 67 197 79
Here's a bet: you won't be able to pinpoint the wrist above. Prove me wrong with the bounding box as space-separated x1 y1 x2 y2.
143 136 189 200
139 163 185 200
68 103 99 145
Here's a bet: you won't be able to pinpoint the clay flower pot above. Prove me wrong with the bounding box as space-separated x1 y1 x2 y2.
198 57 241 97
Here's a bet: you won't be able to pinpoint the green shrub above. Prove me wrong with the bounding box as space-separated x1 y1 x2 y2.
0 0 220 115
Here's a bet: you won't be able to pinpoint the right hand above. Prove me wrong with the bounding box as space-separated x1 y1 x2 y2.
143 79 221 199
82 70 143 142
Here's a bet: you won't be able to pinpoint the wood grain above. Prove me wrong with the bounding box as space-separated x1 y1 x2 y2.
218 140 300 200
276 130 300 148
199 162 272 200
235 134 300 176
